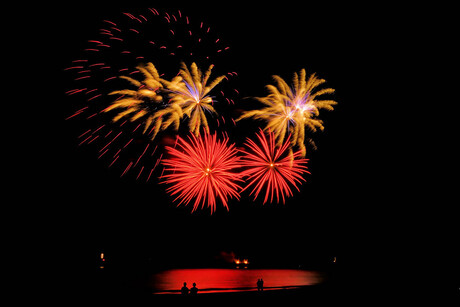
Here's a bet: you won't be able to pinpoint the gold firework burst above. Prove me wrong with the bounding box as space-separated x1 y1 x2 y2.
162 62 225 136
104 63 184 140
105 62 226 140
238 69 337 156
104 63 164 133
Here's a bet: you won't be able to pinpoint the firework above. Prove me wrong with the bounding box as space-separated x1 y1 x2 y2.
64 8 334 213
65 8 235 179
105 61 227 140
103 62 175 139
240 129 309 204
161 132 242 213
162 62 226 136
238 69 337 156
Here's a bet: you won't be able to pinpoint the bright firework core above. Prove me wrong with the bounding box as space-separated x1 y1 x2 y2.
288 94 317 120
184 81 202 103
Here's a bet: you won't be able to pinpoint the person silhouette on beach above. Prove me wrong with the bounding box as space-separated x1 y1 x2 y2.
257 278 264 291
181 282 189 295
190 282 198 295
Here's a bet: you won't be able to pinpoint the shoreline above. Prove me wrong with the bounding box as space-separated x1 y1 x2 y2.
81 267 340 304
74 274 340 306
146 283 340 305
152 284 310 295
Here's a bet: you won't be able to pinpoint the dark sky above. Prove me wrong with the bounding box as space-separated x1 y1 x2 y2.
47 2 391 272
28 4 460 302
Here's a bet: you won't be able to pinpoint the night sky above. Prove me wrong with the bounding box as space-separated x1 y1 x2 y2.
47 2 396 278
25 3 459 303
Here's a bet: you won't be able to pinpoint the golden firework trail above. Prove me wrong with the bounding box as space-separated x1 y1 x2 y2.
106 62 226 139
238 69 337 156
162 62 225 136
104 62 181 140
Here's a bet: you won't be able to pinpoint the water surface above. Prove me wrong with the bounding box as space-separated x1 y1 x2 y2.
151 268 323 294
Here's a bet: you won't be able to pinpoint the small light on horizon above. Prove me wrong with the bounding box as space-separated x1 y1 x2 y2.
99 252 105 269
234 258 249 269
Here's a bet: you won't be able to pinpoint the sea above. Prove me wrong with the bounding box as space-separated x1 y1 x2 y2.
150 268 324 294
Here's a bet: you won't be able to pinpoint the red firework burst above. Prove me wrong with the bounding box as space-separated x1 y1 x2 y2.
240 129 310 204
161 132 242 213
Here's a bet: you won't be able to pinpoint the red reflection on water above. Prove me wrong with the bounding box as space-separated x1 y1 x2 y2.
151 269 322 294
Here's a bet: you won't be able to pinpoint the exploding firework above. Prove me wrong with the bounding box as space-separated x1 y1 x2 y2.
64 8 337 213
161 132 242 213
162 62 226 136
103 61 228 141
238 69 337 156
64 8 236 180
103 62 174 139
240 129 310 204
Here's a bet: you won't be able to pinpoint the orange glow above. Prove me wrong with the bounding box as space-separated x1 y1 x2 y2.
100 252 104 259
243 259 249 265
234 259 240 265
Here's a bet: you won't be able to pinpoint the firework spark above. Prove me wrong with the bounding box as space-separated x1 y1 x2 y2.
103 62 177 139
162 62 225 136
161 132 242 213
240 129 310 204
238 69 337 156
65 8 235 179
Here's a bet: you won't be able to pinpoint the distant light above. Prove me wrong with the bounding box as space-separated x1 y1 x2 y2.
100 253 104 259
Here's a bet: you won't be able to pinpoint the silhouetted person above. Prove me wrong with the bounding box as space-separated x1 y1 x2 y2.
190 282 198 295
181 282 189 295
257 279 264 291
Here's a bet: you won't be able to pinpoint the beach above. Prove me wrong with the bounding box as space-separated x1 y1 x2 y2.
85 284 339 306
77 269 341 307
151 284 340 304
64 255 343 306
